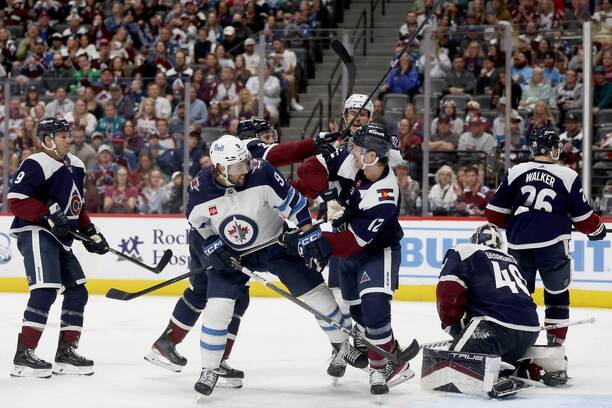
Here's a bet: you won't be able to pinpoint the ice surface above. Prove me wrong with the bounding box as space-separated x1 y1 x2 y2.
1 293 611 408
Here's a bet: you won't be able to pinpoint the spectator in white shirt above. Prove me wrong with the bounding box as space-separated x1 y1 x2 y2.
147 83 172 120
241 38 261 76
245 64 282 124
45 86 75 118
270 39 303 111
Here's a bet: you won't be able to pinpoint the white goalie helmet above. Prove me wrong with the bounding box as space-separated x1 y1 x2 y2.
470 223 505 249
343 93 374 118
209 135 252 183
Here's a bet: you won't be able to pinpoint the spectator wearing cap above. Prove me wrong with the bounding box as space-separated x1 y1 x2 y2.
241 38 261 76
519 68 555 112
456 166 493 216
63 13 83 39
463 101 490 133
378 54 420 101
42 52 74 94
111 131 137 172
431 100 464 136
541 51 562 88
270 39 304 111
138 170 170 214
90 132 105 152
65 98 98 137
164 171 184 214
428 165 458 215
445 55 476 96
511 52 532 90
48 33 67 58
103 165 139 213
109 83 135 121
70 126 97 171
192 27 212 64
96 102 126 140
559 113 583 159
458 117 495 154
45 86 75 118
476 56 498 95
16 24 40 61
5 0 30 26
594 65 612 112
245 64 282 124
430 114 460 152
91 144 120 200
394 161 420 216
94 39 113 71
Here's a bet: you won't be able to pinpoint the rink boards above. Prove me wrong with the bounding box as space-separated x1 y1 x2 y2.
0 215 610 308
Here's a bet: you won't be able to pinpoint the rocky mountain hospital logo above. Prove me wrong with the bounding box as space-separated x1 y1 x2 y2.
117 235 144 261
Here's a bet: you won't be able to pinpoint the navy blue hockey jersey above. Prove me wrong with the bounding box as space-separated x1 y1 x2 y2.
8 152 86 248
437 244 540 332
486 161 598 249
245 138 276 160
186 159 310 252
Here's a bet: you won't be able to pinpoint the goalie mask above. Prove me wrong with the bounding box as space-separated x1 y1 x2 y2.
470 223 504 249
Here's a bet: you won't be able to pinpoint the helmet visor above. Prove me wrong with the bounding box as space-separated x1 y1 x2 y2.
226 158 251 176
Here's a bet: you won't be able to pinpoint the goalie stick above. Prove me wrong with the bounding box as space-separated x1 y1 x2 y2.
71 230 173 275
418 317 596 350
233 260 420 366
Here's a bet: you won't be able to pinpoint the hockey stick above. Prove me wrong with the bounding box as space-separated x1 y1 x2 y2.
419 317 596 350
330 39 356 125
339 0 442 140
233 260 420 366
70 230 173 275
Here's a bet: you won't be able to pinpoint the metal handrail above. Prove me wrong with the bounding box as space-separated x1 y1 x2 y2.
370 0 386 43
327 8 367 125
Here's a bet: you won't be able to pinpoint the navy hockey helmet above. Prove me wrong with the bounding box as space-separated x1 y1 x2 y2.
237 117 277 142
470 223 504 249
349 123 392 159
36 117 72 142
528 127 560 158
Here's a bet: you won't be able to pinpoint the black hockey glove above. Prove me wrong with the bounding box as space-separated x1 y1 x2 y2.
203 237 239 274
279 227 331 272
587 224 607 241
81 224 109 255
313 131 341 155
40 208 70 239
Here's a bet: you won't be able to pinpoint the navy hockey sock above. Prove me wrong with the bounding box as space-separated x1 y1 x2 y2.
60 285 88 345
170 287 207 337
544 290 570 344
21 288 57 349
361 293 394 369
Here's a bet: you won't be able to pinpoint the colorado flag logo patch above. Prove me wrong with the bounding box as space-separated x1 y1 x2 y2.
376 188 394 202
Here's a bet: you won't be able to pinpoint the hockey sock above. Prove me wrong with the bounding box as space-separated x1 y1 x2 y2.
60 285 88 346
200 297 235 369
20 288 57 349
224 287 250 360
301 283 349 344
331 288 353 330
361 293 394 369
544 289 569 345
170 286 207 336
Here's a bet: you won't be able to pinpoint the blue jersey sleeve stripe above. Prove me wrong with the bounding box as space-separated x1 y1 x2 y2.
275 187 295 213
288 194 307 216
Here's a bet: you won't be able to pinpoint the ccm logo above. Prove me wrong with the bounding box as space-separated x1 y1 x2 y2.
203 239 224 256
297 231 321 255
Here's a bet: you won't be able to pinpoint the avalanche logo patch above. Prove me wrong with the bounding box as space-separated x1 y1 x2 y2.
360 271 371 284
219 215 258 249
377 188 394 202
67 183 83 218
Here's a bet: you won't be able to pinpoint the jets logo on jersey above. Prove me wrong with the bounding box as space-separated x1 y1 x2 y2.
377 188 394 202
219 215 259 249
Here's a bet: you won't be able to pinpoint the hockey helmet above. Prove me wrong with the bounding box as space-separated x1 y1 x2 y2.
209 135 252 184
470 223 504 249
528 127 560 159
36 117 72 141
237 117 277 143
349 123 393 159
343 93 374 118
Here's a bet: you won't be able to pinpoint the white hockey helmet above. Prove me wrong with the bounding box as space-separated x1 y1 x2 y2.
343 93 374 118
470 223 504 249
209 135 252 184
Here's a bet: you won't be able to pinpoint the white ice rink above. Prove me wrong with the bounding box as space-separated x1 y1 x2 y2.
1 293 612 408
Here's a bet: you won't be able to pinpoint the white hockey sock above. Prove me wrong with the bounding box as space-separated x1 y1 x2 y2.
200 297 235 369
301 284 349 344
331 287 353 330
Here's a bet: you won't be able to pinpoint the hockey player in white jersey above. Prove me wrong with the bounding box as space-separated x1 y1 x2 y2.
188 135 363 396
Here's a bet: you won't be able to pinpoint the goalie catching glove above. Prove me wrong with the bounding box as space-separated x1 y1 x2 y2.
279 227 331 272
81 224 109 255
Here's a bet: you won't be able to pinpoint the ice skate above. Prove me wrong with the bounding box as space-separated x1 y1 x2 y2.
194 368 220 396
369 367 389 400
11 342 52 379
216 359 244 389
145 330 187 372
53 341 94 376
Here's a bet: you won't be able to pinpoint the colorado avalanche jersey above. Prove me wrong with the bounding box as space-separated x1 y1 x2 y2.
486 161 596 249
186 159 310 252
244 138 276 160
8 152 86 248
438 244 539 331
340 165 403 251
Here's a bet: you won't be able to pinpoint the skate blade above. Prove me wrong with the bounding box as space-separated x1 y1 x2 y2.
331 377 340 386
144 350 184 373
373 393 388 404
10 365 52 379
216 377 243 389
388 368 416 388
52 363 95 376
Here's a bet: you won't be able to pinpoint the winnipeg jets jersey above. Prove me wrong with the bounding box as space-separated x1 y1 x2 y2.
8 152 86 248
486 161 596 249
341 165 403 251
438 244 540 331
186 159 310 252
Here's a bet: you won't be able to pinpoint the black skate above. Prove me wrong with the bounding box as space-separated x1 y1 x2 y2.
194 368 220 396
11 342 52 378
369 368 389 398
53 342 94 376
488 377 533 399
327 340 369 383
216 360 244 389
541 370 568 386
351 326 369 363
145 331 187 372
